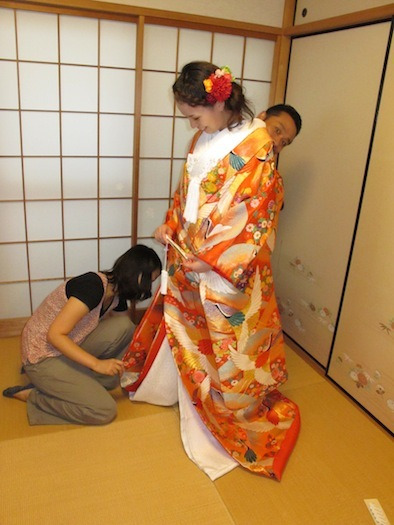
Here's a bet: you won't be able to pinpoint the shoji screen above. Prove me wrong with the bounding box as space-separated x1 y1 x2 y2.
328 38 394 433
0 7 277 319
271 22 391 366
0 8 137 318
137 26 275 307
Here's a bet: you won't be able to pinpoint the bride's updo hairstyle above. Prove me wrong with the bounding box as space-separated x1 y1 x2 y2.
173 61 254 129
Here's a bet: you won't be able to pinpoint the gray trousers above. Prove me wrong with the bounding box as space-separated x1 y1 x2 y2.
24 315 135 426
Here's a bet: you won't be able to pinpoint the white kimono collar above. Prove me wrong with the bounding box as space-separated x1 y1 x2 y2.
183 118 265 224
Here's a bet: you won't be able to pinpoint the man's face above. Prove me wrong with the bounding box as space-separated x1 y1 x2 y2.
264 112 297 155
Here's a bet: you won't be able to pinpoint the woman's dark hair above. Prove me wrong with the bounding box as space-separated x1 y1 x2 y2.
104 244 162 302
173 61 254 129
266 104 302 135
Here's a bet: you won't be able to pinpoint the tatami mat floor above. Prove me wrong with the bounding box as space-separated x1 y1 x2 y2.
1 336 393 525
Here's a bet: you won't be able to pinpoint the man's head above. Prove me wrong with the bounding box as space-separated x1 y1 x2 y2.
259 104 302 155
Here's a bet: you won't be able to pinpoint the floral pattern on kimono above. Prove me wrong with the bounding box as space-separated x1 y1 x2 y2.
123 125 300 479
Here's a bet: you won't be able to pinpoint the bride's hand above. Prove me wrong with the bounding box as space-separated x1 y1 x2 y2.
182 255 212 273
154 224 173 245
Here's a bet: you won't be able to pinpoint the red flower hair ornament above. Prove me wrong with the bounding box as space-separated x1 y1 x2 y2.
203 66 235 104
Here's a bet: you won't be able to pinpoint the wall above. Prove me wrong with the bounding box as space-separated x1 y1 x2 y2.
93 0 285 27
294 0 393 24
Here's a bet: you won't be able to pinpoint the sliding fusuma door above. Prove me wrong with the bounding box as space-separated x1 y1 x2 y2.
272 21 391 367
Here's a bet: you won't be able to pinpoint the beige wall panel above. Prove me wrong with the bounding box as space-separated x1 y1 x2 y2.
294 0 392 24
94 0 285 27
328 41 394 432
272 22 390 365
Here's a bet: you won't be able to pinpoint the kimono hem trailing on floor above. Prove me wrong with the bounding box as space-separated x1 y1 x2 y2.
122 119 301 480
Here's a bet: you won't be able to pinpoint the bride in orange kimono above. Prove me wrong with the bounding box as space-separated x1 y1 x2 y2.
122 61 300 480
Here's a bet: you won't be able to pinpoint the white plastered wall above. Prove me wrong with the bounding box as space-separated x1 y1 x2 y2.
94 0 285 27
294 0 393 24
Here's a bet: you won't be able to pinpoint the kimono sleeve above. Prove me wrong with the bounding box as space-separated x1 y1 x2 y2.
164 185 181 233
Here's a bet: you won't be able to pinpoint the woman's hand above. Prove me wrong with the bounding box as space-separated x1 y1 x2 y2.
182 255 212 273
154 224 173 245
92 358 125 377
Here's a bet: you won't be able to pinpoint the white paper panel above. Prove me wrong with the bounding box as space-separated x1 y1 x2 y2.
0 202 26 242
100 19 136 68
0 158 23 200
100 69 135 113
0 282 31 317
143 25 177 71
99 238 132 270
21 112 60 156
177 29 212 69
28 241 64 279
141 71 175 116
62 158 98 199
16 10 58 62
62 113 97 156
137 199 169 237
61 65 98 112
244 38 275 81
139 159 171 199
19 63 59 110
65 239 98 277
0 61 18 109
99 114 134 156
59 15 98 65
171 159 184 195
0 111 21 155
26 201 63 241
100 158 133 198
173 117 194 158
242 80 270 115
31 280 64 312
0 8 17 59
140 116 173 158
212 33 244 79
63 200 97 239
0 244 28 281
24 158 61 200
99 199 132 237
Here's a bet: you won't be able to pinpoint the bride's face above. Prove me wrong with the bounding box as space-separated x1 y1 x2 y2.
176 101 228 134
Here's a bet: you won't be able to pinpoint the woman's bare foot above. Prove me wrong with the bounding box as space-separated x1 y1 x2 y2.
13 388 33 402
3 384 34 401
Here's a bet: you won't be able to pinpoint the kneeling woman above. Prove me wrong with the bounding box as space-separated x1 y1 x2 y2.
3 245 161 426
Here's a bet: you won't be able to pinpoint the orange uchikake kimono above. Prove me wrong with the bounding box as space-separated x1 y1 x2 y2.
123 121 300 480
